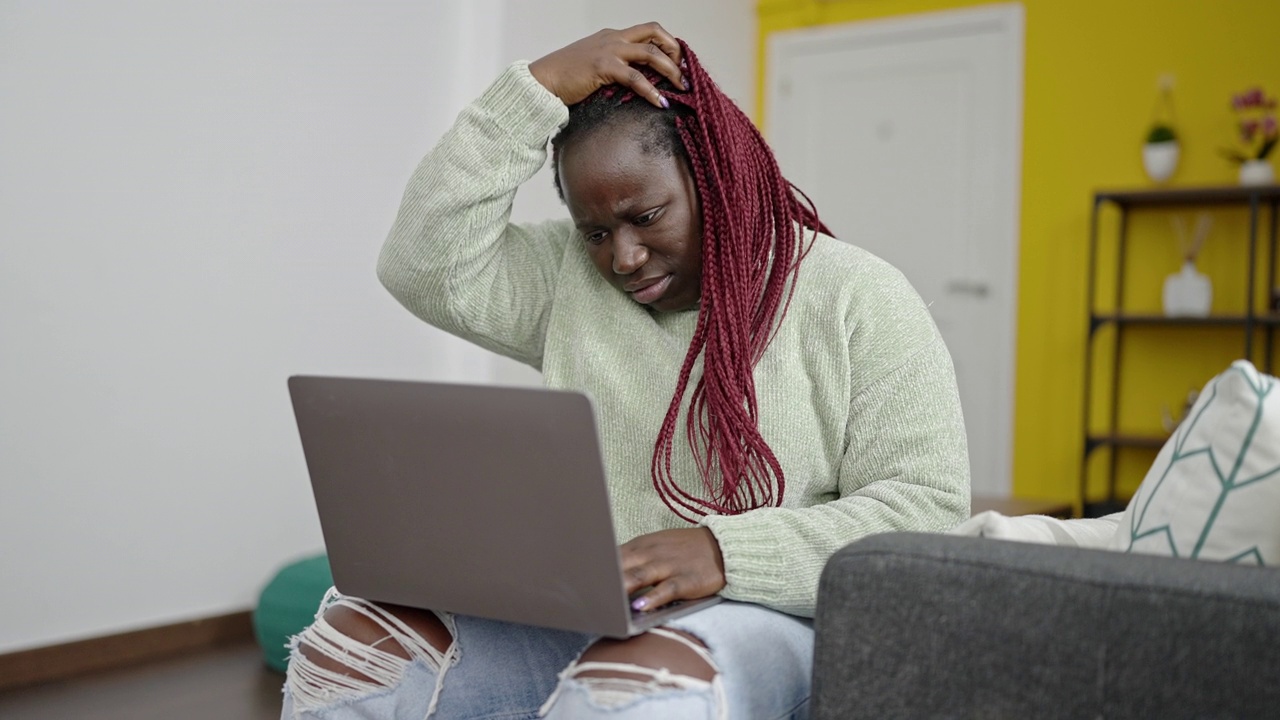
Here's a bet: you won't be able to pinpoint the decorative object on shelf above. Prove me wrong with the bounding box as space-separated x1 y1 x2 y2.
1162 213 1213 317
1161 388 1201 434
1221 86 1277 186
1143 126 1180 184
1240 158 1276 186
1142 75 1180 184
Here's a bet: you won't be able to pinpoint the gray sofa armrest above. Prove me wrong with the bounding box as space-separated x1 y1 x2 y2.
813 532 1280 719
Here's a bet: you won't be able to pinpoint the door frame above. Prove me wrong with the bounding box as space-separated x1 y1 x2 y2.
763 3 1025 496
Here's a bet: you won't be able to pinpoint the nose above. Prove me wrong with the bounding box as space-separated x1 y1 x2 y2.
611 231 649 275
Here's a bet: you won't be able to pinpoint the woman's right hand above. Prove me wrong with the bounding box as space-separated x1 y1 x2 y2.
529 23 685 109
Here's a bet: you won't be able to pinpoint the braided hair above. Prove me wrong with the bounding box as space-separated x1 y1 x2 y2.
551 41 828 523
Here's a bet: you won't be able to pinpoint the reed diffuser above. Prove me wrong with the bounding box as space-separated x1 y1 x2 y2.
1162 213 1212 317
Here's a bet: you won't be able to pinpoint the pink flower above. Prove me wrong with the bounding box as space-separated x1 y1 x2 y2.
1226 86 1277 162
1234 88 1270 109
1241 118 1259 142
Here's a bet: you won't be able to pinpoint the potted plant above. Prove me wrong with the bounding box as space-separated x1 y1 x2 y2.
1221 86 1277 186
1142 122 1180 183
1142 75 1180 184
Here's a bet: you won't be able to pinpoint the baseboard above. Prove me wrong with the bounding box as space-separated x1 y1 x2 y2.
0 609 255 692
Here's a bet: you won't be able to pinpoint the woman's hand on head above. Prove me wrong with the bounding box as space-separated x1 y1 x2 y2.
529 23 684 108
620 527 726 612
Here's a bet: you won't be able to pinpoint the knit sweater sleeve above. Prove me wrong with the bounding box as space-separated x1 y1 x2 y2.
700 270 972 617
377 62 574 368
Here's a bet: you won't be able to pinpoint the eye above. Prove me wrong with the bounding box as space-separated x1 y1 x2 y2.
634 208 662 226
583 230 608 246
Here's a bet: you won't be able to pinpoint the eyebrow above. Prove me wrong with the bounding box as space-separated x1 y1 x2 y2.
573 202 658 229
609 196 654 218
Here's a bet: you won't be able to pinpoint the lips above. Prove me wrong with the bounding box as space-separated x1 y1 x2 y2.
626 275 673 305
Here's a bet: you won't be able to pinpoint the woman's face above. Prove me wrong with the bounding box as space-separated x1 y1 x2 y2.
557 121 703 313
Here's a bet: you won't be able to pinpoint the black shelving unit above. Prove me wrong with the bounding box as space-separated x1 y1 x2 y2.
1081 184 1280 516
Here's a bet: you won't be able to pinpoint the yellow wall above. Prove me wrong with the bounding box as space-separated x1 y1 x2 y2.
758 0 1280 506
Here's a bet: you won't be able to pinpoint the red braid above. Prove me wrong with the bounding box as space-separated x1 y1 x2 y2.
650 41 828 522
551 41 828 522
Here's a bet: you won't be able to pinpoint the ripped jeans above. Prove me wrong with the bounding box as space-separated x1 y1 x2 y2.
281 588 813 719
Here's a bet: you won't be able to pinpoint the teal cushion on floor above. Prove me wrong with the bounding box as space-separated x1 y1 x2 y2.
253 554 333 673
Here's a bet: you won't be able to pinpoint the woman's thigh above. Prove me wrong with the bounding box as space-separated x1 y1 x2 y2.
663 601 814 719
283 590 594 720
284 594 810 719
431 612 595 718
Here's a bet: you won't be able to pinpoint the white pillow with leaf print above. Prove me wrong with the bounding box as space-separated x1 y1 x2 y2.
1110 360 1280 565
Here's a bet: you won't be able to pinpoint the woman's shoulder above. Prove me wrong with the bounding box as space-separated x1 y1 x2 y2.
796 231 923 310
790 231 939 352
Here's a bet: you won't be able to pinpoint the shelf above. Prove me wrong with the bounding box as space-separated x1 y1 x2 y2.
1089 313 1280 332
1085 434 1168 454
1082 182 1279 510
1095 184 1280 208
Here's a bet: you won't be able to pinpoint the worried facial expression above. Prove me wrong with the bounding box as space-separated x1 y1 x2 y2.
557 122 703 313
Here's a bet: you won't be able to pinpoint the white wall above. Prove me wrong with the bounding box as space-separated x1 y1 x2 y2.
0 0 754 653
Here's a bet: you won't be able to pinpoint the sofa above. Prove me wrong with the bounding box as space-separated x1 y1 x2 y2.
811 359 1280 718
812 531 1280 719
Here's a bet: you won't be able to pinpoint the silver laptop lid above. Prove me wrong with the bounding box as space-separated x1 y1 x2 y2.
287 376 636 637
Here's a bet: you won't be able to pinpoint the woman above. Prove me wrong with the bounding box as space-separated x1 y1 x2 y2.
283 23 969 720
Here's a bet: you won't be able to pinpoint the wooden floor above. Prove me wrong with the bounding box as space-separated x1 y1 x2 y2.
0 642 283 720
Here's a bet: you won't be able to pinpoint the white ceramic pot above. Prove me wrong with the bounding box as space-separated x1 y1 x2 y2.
1162 261 1212 318
1142 141 1179 183
1239 159 1276 186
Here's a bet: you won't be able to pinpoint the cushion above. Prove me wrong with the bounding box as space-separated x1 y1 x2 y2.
949 510 1121 549
253 554 333 673
1109 360 1280 564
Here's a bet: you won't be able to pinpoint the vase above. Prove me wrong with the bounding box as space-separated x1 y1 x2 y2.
1142 141 1179 183
1239 159 1275 186
1162 261 1212 317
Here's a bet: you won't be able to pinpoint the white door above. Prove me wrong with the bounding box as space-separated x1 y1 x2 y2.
766 5 1024 497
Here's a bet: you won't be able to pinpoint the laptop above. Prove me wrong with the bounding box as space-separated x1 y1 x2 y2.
287 375 720 638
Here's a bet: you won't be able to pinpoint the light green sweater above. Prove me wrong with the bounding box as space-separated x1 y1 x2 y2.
378 62 970 617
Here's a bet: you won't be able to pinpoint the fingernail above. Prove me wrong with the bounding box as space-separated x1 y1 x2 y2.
659 95 669 109
681 76 690 91
632 597 648 611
